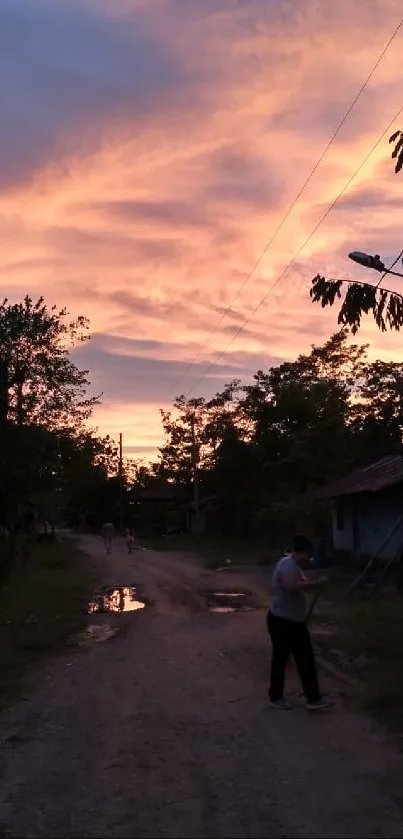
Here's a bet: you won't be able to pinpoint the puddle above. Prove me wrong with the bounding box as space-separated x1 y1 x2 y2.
311 623 338 637
87 586 146 614
76 624 119 646
214 592 246 598
206 591 254 613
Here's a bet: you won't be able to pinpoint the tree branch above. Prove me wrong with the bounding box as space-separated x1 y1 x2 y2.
310 274 403 333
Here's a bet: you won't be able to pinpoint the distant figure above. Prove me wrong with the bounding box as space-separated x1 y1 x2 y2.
102 521 115 555
126 528 135 554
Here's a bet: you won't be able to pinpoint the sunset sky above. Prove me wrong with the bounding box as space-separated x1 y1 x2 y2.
2 0 403 461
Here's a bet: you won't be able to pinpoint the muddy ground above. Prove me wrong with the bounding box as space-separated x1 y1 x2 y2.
1 536 403 838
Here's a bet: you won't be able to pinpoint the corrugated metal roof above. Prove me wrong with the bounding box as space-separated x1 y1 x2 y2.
316 455 403 499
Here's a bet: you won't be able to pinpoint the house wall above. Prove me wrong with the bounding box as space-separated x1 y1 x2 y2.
332 486 403 560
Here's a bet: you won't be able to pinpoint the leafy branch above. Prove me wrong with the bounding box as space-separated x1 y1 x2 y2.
310 274 403 333
390 129 403 174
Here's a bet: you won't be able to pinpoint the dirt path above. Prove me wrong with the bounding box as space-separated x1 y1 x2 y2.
1 537 403 838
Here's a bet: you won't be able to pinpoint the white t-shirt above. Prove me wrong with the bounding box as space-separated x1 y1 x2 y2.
270 555 306 622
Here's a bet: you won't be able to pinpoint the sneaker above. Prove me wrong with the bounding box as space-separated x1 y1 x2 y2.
268 698 293 710
306 697 334 712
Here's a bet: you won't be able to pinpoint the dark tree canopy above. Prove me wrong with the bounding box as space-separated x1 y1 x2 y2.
0 296 99 428
155 330 403 542
0 295 119 545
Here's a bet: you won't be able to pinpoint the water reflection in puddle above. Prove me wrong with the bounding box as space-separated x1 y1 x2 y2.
88 586 145 614
214 592 246 598
84 624 118 643
207 592 253 613
75 623 119 647
311 623 337 637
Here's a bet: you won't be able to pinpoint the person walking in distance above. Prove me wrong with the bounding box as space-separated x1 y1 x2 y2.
126 528 135 554
267 534 332 711
102 520 115 555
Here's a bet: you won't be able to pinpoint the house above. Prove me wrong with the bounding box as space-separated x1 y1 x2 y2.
128 483 191 537
181 495 218 534
316 455 403 561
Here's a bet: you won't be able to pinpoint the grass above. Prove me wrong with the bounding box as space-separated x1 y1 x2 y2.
0 538 96 706
313 568 403 735
145 532 274 569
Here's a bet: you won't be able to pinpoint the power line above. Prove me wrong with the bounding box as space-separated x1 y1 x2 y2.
183 101 403 399
377 248 403 287
164 15 403 401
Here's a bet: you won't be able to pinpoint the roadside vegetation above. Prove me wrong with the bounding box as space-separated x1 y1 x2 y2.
0 537 95 706
1 135 403 725
311 570 403 735
145 532 274 568
0 295 118 704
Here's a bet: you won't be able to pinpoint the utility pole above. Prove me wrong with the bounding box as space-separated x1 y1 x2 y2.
118 432 124 534
190 414 202 533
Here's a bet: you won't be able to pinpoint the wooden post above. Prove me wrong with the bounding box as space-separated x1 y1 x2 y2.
307 589 322 623
190 414 202 533
118 433 123 534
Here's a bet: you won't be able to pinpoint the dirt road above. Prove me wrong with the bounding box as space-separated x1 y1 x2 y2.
1 537 403 838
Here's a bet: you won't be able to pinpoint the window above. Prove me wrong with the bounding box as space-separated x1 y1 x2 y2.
336 502 344 531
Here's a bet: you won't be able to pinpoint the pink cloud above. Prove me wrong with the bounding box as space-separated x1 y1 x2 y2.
1 0 403 455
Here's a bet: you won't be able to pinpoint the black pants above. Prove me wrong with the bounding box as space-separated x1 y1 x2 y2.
267 612 320 703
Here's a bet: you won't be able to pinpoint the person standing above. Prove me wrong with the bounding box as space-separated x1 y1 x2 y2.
126 528 135 554
267 534 332 711
102 520 115 555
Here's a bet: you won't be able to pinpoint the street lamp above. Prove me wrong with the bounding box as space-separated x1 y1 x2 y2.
349 251 403 279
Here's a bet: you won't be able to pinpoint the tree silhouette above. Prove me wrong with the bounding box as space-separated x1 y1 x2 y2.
0 296 99 428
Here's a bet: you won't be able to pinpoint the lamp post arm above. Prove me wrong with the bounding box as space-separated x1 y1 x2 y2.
384 268 403 279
